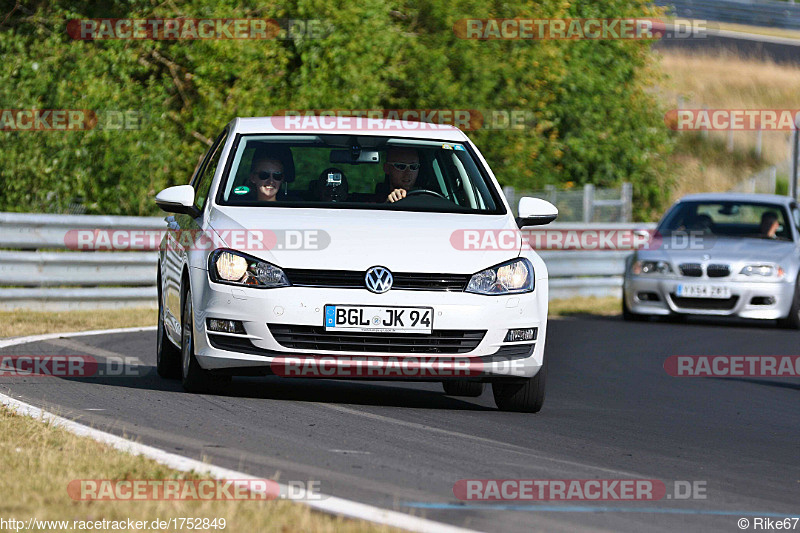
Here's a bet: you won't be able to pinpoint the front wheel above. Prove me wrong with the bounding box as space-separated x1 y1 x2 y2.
181 288 218 393
156 282 181 379
492 359 546 413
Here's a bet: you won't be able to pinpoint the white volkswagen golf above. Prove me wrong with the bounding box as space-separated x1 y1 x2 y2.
155 116 557 412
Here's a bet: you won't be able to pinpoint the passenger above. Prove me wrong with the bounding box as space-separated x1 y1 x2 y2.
247 146 295 201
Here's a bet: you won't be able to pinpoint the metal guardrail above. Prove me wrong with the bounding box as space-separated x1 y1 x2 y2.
503 184 633 223
0 212 653 309
657 0 800 29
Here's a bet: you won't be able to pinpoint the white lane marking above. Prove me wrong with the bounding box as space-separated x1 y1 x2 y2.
0 326 481 533
317 403 647 478
0 326 157 350
329 449 371 454
45 337 145 366
84 408 106 411
0 393 479 533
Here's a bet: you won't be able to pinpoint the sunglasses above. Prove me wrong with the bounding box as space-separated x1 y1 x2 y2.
256 171 284 182
388 162 420 171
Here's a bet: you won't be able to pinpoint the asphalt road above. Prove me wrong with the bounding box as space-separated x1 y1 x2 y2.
1 316 799 532
655 28 800 64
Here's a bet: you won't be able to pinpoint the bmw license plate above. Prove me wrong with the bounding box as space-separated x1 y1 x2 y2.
324 305 433 334
675 284 731 299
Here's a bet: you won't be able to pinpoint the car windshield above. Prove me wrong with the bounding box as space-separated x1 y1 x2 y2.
216 134 504 214
657 200 794 242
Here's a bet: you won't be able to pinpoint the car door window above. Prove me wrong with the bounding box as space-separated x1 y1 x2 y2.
193 130 228 212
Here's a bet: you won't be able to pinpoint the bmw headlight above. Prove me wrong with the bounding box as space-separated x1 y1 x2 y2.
209 249 290 288
740 264 785 278
631 260 673 275
466 258 535 295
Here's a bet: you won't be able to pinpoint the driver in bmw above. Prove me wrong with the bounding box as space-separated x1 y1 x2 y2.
383 147 420 203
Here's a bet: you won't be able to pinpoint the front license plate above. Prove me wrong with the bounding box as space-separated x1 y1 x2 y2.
675 284 731 299
324 305 433 334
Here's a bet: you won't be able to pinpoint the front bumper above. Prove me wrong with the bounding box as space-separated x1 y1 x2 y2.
188 266 548 379
623 275 795 319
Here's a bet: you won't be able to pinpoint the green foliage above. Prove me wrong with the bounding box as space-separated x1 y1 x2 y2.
0 0 672 220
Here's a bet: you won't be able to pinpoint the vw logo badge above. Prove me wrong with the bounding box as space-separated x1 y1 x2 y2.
365 266 393 294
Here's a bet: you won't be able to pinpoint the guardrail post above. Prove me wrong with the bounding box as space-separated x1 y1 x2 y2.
503 186 516 215
583 184 595 223
544 184 556 205
621 182 633 222
755 129 762 159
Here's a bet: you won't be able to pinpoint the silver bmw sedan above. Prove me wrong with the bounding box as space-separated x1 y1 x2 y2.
623 193 800 327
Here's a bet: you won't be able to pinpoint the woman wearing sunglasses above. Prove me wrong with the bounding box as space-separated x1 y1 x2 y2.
247 146 295 202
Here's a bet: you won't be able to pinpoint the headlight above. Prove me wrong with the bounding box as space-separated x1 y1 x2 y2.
631 260 673 275
466 258 534 295
740 264 785 278
209 249 290 288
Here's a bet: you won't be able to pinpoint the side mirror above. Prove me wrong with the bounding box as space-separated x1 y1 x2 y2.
516 197 558 227
155 185 200 217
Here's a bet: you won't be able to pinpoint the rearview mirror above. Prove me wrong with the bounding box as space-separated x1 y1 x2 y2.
155 185 200 217
330 149 381 164
516 197 558 227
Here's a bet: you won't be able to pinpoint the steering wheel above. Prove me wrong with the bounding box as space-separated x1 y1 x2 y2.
405 189 446 200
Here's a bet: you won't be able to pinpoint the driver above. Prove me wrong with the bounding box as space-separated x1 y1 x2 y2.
760 211 780 239
383 147 420 203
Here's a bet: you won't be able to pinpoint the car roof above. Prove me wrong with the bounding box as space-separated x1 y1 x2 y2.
229 116 470 142
677 192 794 206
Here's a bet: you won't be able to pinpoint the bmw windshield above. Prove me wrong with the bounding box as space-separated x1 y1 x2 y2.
216 135 505 214
657 200 795 242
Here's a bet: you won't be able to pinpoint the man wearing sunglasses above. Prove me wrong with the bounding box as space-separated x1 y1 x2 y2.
383 147 421 203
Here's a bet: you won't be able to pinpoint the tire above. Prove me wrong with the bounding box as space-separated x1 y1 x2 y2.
156 281 182 379
492 359 546 413
622 294 647 322
778 277 800 329
442 381 485 397
180 287 218 393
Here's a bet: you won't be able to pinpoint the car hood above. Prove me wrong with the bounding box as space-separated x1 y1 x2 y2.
638 236 798 266
207 206 521 273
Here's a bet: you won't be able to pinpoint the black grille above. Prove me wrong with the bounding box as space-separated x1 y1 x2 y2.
679 263 703 277
491 344 536 358
283 269 470 292
669 294 739 310
268 324 485 354
706 264 730 278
